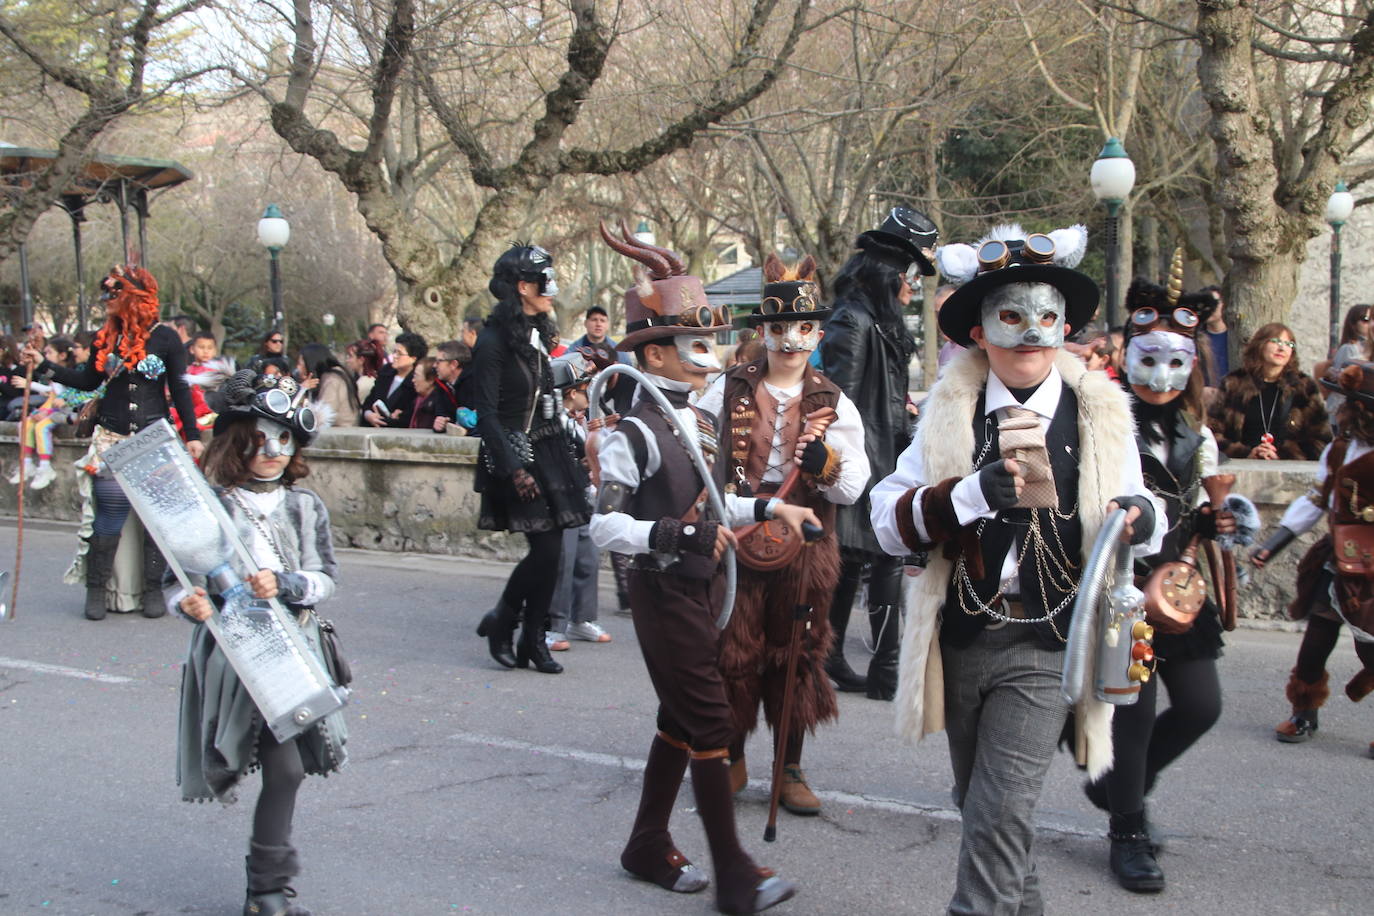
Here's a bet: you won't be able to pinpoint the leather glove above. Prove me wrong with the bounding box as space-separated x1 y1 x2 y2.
977 460 1020 511
1253 526 1297 567
650 518 720 557
512 468 541 502
1111 495 1155 546
798 438 832 476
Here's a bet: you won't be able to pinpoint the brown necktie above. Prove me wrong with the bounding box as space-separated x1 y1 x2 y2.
998 406 1057 509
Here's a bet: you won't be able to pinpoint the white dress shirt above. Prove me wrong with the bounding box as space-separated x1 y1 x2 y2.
870 365 1165 590
589 375 759 556
1278 439 1369 535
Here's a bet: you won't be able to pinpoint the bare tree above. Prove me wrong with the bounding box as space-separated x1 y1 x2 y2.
223 0 814 341
0 0 216 261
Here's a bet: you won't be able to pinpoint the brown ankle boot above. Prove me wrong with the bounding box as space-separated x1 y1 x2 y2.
729 757 747 795
1275 669 1330 743
1346 668 1374 703
779 765 821 816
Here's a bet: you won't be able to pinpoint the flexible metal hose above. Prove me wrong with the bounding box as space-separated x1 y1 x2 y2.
587 364 737 629
1062 508 1127 704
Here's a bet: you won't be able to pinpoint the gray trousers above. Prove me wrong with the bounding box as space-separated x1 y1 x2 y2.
942 624 1070 916
549 524 599 633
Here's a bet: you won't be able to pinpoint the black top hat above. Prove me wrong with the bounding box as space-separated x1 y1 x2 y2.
1321 360 1374 406
855 207 939 276
738 280 833 326
937 231 1099 348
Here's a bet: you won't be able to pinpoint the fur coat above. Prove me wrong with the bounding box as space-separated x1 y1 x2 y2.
1206 368 1330 460
894 348 1137 779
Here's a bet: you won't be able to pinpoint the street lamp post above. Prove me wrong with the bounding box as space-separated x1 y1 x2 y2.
322 311 336 351
1090 138 1136 329
256 204 290 347
632 220 656 247
1326 180 1355 354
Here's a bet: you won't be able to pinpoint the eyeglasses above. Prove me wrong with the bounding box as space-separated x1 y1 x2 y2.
1360 316 1371 323
1130 306 1199 333
1268 338 1296 350
267 337 284 344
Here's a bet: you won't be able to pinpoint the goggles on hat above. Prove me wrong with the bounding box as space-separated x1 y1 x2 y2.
759 289 820 315
678 304 733 327
1130 305 1199 335
977 234 1056 273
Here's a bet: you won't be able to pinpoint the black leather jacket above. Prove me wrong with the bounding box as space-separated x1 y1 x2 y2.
42 324 199 439
819 291 916 554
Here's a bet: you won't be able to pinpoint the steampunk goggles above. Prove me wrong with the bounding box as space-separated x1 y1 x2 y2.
1130 305 1199 335
977 234 1056 272
678 304 733 327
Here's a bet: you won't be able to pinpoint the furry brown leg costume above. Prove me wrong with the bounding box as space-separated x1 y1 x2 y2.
718 539 840 746
1276 669 1331 742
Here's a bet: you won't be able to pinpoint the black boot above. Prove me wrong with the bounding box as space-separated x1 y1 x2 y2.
622 732 708 893
244 845 309 915
514 602 563 674
140 532 168 618
824 558 867 693
865 604 899 701
1109 810 1165 893
83 534 120 621
475 600 519 668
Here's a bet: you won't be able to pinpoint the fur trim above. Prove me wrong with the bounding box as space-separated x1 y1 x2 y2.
1047 225 1088 268
1216 494 1261 549
893 347 1135 779
936 244 979 284
1286 668 1330 711
1346 668 1374 703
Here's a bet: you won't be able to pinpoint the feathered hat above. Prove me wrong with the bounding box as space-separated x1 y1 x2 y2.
737 253 831 326
935 224 1099 348
599 220 733 351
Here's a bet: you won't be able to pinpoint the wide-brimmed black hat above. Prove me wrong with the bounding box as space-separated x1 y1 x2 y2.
936 228 1099 348
1321 359 1374 406
855 206 939 276
738 279 832 326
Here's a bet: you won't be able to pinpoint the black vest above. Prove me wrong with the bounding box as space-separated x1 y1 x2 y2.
622 396 724 580
942 388 1084 650
1134 409 1204 576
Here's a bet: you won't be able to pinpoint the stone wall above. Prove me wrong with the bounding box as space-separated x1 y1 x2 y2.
0 422 1323 619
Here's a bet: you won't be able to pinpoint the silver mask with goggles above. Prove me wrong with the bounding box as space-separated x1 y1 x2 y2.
979 283 1066 350
675 335 721 373
220 369 319 456
524 245 558 297
1126 330 1196 393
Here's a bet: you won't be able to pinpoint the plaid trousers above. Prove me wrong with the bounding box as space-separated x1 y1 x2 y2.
941 623 1071 916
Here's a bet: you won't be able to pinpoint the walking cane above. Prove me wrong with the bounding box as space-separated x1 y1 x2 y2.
8 326 43 621
764 517 824 842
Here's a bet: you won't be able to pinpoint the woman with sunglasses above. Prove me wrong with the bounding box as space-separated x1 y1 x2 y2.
472 244 590 675
1317 304 1374 423
1206 322 1330 460
19 265 203 620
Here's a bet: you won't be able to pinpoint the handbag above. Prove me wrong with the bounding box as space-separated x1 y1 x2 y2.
1142 536 1207 635
481 428 534 474
313 612 353 687
73 397 100 437
1332 523 1374 579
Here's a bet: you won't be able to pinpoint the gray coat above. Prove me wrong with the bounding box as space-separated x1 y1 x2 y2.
174 485 347 802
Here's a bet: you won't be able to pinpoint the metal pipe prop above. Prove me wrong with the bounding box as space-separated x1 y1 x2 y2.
1062 508 1128 704
587 363 736 629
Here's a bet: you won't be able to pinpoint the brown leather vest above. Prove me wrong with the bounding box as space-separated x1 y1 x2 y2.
721 359 840 529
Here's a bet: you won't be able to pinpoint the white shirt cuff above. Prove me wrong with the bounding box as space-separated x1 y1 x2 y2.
951 473 995 525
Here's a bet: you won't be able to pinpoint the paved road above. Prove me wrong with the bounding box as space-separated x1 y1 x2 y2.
0 521 1370 915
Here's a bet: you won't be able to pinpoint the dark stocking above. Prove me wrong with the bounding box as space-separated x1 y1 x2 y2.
247 727 305 894
1144 657 1222 795
502 529 563 625
91 476 133 536
1296 614 1343 684
776 729 804 767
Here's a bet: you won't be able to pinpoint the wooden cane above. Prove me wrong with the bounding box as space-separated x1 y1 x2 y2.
9 328 42 620
764 519 824 842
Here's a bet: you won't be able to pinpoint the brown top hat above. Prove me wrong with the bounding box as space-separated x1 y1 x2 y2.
599 220 734 351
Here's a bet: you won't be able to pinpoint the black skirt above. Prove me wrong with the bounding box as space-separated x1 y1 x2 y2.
477 420 591 534
1153 599 1224 663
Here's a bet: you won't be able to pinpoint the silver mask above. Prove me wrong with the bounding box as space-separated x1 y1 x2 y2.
979 283 1066 349
1126 330 1196 394
762 318 821 354
675 334 721 373
255 417 297 458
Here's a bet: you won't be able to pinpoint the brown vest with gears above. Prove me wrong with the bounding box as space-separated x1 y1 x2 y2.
721 359 840 530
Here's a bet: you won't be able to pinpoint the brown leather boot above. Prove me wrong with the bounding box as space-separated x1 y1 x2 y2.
1345 668 1374 703
729 757 747 795
779 765 820 816
1275 669 1330 743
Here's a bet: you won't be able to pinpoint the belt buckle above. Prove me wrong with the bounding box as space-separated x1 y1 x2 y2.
983 598 1012 630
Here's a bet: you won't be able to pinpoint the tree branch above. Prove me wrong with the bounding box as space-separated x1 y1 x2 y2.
559 0 814 176
364 0 416 163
